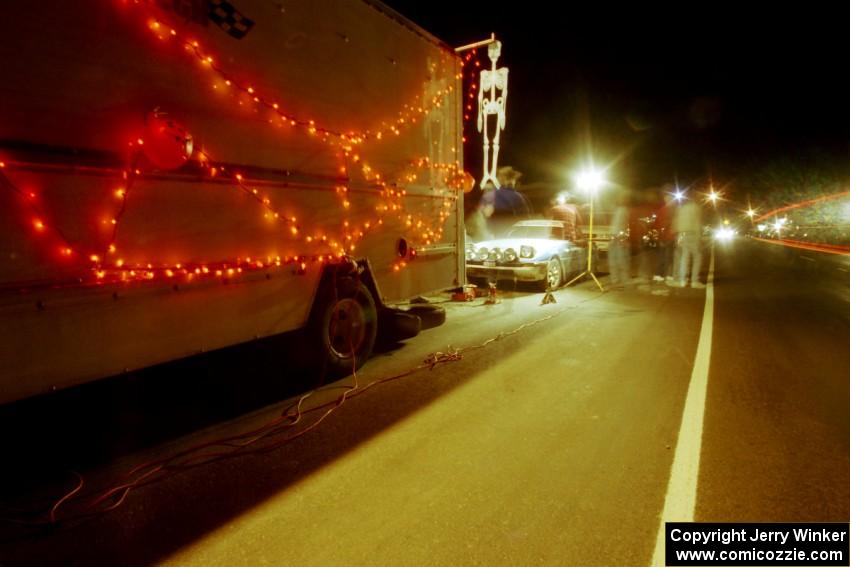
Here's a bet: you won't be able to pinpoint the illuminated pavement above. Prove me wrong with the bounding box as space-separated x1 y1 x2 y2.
697 243 850 522
1 241 849 566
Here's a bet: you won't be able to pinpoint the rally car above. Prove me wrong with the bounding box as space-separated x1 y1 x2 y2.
466 220 593 291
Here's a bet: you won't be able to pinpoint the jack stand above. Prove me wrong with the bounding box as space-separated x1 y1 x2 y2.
540 287 557 305
484 281 500 304
451 284 476 302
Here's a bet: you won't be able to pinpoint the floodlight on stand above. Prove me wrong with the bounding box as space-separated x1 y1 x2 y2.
564 166 606 292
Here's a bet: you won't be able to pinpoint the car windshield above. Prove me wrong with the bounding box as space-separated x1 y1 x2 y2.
506 225 561 239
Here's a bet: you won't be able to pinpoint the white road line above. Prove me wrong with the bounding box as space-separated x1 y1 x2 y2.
650 247 716 567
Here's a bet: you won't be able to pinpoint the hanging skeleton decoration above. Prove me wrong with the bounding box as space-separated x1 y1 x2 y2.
477 40 508 188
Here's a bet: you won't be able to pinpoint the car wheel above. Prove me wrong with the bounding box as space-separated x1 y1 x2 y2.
538 257 562 291
309 278 378 378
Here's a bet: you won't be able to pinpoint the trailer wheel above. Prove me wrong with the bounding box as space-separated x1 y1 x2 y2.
310 278 378 377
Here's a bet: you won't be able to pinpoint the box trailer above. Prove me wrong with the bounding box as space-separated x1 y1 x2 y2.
0 0 465 404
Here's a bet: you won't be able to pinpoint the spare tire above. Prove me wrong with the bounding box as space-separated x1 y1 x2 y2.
404 304 446 330
378 308 421 342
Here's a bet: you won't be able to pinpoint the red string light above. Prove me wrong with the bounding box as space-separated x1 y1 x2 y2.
0 3 468 290
138 0 455 148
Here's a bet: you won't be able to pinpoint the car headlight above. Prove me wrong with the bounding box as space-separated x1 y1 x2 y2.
475 247 489 261
466 248 475 261
503 248 518 262
488 248 503 262
520 245 535 259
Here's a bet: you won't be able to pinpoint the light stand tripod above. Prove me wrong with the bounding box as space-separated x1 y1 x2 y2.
564 185 604 292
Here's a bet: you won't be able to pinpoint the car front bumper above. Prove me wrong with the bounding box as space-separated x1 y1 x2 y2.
466 262 547 282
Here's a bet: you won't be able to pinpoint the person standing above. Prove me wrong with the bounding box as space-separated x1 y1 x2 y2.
549 192 583 241
653 187 676 282
608 190 631 286
629 190 656 283
669 197 704 288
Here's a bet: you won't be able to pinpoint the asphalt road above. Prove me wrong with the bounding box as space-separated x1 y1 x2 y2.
0 240 848 566
698 242 850 523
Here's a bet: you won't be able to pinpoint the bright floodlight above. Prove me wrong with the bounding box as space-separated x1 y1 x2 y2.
708 191 719 203
575 168 605 194
714 227 735 241
673 189 685 202
746 208 756 218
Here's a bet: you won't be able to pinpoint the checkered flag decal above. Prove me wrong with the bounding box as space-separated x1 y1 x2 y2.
209 0 254 39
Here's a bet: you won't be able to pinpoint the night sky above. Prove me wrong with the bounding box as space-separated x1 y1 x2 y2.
386 3 850 197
